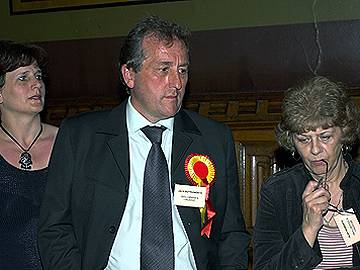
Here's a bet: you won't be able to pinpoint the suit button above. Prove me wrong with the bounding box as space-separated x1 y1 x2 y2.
108 226 116 234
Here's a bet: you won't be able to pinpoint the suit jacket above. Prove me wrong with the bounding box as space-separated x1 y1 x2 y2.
253 155 360 270
38 100 250 270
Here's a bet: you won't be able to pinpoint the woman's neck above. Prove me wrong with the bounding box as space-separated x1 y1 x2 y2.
0 114 42 146
327 159 348 191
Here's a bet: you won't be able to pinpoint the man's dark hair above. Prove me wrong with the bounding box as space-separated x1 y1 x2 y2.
118 15 190 92
0 40 47 88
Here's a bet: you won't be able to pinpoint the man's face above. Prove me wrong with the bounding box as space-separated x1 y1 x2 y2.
123 35 189 123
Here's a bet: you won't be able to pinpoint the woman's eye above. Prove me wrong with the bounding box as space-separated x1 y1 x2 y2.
18 75 28 81
35 74 43 80
297 137 309 144
320 135 331 142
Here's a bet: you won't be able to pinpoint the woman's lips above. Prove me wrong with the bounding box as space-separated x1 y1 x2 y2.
311 160 326 167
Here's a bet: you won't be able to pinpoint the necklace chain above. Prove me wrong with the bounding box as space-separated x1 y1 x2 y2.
0 123 43 152
323 191 343 226
0 123 43 170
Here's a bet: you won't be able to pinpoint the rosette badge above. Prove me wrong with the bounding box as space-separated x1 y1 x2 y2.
185 153 216 238
185 154 215 186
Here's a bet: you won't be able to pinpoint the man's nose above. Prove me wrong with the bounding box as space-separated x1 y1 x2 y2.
169 70 182 90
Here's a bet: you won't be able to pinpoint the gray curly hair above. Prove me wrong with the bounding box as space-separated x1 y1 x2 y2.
275 76 360 152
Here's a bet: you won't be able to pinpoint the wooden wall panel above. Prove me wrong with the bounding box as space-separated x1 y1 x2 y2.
42 93 360 269
42 92 360 233
234 140 279 230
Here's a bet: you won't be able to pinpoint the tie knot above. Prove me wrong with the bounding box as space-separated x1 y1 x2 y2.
141 125 165 144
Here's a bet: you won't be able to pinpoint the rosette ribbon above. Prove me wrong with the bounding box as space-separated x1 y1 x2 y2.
185 153 216 238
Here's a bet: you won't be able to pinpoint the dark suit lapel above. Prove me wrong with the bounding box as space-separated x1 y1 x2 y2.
172 110 203 236
171 133 191 187
94 101 130 189
171 110 201 187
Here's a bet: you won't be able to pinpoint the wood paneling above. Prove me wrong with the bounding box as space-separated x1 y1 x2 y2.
42 93 282 230
42 93 360 269
43 92 360 230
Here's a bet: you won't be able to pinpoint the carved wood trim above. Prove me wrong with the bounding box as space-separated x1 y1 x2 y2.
42 92 360 233
41 92 360 270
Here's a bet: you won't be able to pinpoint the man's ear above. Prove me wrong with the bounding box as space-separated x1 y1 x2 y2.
121 64 135 89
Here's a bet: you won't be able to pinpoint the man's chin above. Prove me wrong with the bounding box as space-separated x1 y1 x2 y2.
163 104 182 116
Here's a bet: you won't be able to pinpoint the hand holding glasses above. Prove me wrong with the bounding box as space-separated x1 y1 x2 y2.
315 160 354 215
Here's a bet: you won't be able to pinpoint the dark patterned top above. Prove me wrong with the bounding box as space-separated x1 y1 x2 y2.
0 155 47 270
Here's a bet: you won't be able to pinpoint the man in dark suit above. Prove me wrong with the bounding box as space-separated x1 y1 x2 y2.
38 15 250 270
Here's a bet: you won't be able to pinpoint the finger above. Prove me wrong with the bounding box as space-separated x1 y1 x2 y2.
303 189 330 216
306 193 331 213
303 180 318 198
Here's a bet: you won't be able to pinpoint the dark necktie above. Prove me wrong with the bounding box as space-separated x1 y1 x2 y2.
140 126 174 270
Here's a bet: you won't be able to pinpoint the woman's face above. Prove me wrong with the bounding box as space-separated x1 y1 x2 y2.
0 62 45 116
293 126 344 180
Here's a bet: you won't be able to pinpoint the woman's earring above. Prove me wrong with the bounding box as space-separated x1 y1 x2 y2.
291 151 300 161
342 144 349 155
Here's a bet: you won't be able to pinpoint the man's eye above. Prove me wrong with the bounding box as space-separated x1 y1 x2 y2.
178 68 188 75
35 74 43 80
160 67 169 73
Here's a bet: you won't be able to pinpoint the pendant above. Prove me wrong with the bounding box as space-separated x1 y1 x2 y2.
19 152 32 170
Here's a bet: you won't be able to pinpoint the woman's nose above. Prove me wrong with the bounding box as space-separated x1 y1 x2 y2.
310 139 322 155
31 76 42 89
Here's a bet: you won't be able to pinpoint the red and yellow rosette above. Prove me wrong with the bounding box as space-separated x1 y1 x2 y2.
185 153 216 238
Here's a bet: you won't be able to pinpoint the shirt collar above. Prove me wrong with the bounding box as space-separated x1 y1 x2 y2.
126 96 174 135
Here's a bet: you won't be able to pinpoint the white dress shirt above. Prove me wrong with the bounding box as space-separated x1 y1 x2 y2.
105 97 197 270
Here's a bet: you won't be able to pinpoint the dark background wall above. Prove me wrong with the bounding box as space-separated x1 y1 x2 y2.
1 1 360 99
36 19 360 99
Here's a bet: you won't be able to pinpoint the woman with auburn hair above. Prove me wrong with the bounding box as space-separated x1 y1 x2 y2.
0 40 58 269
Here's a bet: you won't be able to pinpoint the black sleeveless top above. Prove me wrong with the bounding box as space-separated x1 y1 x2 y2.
0 155 47 270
